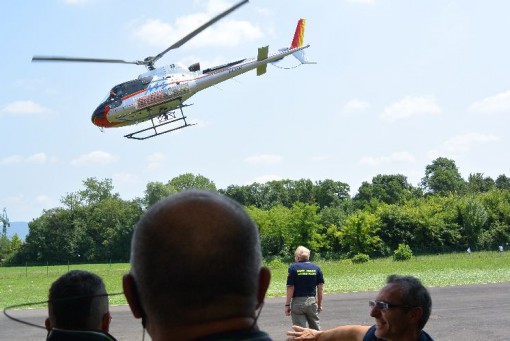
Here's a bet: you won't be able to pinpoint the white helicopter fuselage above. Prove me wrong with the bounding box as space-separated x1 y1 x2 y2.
92 44 310 128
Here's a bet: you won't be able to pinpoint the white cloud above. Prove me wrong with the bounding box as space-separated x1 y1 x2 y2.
147 152 166 163
35 195 54 207
26 153 49 164
360 151 416 166
469 90 510 113
381 96 441 121
71 151 118 167
0 100 52 118
343 99 371 112
113 172 139 185
206 0 241 13
244 154 282 165
145 152 166 171
0 155 23 165
0 153 56 165
132 2 262 49
251 174 283 184
427 132 499 159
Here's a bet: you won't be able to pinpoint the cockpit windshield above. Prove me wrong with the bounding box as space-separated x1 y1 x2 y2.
110 85 123 99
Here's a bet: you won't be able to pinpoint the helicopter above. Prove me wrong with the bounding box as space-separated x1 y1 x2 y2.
32 0 314 140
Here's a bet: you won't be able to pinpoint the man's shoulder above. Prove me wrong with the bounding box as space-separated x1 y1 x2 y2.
362 325 379 341
47 329 117 341
419 330 435 341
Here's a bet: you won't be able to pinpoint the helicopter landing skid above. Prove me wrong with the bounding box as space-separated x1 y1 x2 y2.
124 105 196 140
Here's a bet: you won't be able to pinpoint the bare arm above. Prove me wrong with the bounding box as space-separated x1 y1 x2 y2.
316 283 323 313
285 286 294 316
287 325 370 341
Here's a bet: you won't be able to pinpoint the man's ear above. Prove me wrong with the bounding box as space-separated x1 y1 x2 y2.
45 317 51 332
122 274 144 319
101 311 112 332
408 306 423 326
256 266 271 309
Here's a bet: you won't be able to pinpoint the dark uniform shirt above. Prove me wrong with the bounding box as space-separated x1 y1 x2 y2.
362 325 434 341
286 261 324 297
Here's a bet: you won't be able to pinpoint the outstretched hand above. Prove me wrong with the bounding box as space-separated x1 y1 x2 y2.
287 325 319 340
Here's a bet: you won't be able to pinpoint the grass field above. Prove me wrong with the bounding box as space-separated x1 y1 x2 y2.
1 251 509 310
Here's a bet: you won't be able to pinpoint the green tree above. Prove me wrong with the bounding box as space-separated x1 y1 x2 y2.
354 174 421 208
467 173 495 193
144 181 176 208
22 208 82 262
247 205 292 258
11 178 142 264
221 184 247 206
169 173 217 192
378 196 462 253
84 197 142 261
287 202 324 252
377 204 417 251
337 210 382 256
2 234 23 262
0 234 10 261
291 179 315 205
459 197 488 248
79 178 118 205
319 205 352 253
421 157 466 195
314 179 350 209
495 175 510 190
475 189 510 249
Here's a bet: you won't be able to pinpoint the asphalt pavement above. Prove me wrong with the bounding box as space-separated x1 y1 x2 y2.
2 282 509 340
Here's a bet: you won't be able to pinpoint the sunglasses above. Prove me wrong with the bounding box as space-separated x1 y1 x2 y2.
369 300 415 311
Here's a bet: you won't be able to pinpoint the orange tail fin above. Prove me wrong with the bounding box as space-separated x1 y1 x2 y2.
290 19 306 49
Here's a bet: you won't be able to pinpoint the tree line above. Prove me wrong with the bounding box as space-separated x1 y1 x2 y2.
2 157 510 265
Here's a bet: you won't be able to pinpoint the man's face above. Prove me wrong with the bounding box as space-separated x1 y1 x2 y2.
370 283 416 340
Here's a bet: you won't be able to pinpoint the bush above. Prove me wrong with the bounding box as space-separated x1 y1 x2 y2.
393 243 413 261
265 257 286 269
351 253 370 264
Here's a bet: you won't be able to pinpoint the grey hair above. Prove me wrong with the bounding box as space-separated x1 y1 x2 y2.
386 274 432 330
295 246 311 261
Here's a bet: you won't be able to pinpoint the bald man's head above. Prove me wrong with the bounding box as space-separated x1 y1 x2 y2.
129 190 263 326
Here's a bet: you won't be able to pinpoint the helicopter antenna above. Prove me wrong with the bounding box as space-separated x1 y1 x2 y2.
32 0 249 70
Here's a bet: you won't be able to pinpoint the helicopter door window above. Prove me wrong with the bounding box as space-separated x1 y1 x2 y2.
110 86 123 100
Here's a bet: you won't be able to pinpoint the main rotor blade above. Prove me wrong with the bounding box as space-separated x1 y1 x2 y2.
32 56 143 65
150 0 249 65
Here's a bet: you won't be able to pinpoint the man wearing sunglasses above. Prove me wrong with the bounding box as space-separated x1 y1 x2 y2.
287 274 434 341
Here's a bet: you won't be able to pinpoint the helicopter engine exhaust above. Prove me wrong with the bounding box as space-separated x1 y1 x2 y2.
188 62 200 72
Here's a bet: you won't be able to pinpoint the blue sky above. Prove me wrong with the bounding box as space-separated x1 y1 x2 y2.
2 0 510 222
